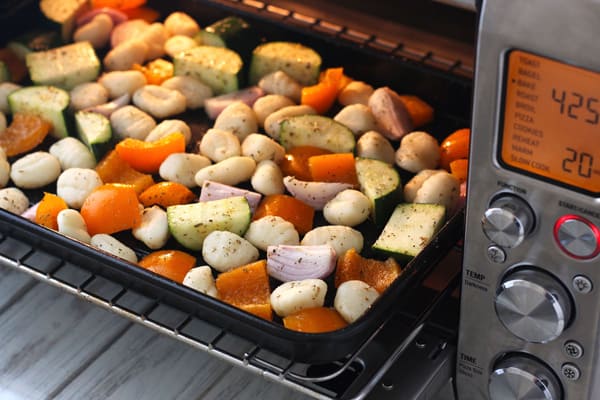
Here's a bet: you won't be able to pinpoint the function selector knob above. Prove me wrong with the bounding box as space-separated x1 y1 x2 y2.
495 269 572 343
489 355 562 400
482 195 535 248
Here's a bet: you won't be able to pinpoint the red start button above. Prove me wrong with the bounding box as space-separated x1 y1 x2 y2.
554 215 600 260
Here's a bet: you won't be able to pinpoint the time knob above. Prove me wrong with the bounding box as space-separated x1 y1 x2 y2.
482 195 535 248
495 268 572 343
489 354 562 400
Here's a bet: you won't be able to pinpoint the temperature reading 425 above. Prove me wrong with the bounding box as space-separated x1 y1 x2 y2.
501 50 600 194
551 88 600 125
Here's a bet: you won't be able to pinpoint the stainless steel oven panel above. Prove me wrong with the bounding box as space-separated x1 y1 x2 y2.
457 0 600 399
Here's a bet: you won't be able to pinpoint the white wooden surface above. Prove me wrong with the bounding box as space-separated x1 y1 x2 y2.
0 263 312 400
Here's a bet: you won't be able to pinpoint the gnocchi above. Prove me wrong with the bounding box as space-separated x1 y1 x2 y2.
10 151 61 189
183 266 218 298
202 231 259 272
270 279 327 317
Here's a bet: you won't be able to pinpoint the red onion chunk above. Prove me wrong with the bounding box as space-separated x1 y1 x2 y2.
21 202 39 221
266 244 337 282
76 7 128 27
199 180 262 213
110 19 149 48
84 93 130 117
368 87 413 141
204 86 265 120
283 176 352 210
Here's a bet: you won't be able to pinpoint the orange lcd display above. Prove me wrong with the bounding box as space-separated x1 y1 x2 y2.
500 49 600 194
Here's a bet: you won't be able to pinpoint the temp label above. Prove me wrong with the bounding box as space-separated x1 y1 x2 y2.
463 268 490 293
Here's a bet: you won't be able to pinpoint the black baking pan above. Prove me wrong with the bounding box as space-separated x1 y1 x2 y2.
0 0 472 363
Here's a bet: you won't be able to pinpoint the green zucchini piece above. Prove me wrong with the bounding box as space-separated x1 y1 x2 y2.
355 157 402 226
26 41 100 90
279 115 355 153
197 16 260 61
75 110 113 161
372 203 446 261
167 196 251 251
248 41 321 86
174 46 243 95
8 85 70 138
40 0 90 41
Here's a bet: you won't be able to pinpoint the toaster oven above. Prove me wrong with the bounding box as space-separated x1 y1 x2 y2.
0 0 478 399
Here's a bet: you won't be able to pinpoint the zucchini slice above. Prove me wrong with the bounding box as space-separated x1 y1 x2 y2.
355 157 402 226
248 41 321 86
8 85 70 138
279 115 355 153
26 41 101 90
197 16 260 61
372 203 446 261
75 110 113 161
173 46 243 95
167 196 251 251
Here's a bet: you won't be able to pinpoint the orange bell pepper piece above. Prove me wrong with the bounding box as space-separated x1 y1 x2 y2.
115 132 186 174
308 152 358 185
80 183 142 236
0 113 51 157
398 95 435 128
283 307 348 333
91 0 147 10
301 67 349 114
280 146 332 181
449 158 469 184
253 194 314 235
121 7 160 22
335 248 402 293
216 260 273 321
35 192 68 230
139 181 197 208
95 150 155 195
138 250 196 284
132 58 174 85
439 128 470 170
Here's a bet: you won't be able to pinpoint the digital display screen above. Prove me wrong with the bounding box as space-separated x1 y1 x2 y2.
500 49 600 195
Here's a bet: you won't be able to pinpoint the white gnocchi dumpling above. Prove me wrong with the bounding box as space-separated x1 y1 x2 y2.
145 119 192 144
194 156 256 187
73 13 113 49
199 128 241 162
270 279 327 317
164 35 198 58
98 70 147 99
241 133 285 163
0 150 9 188
410 170 460 212
57 209 91 244
301 225 364 255
132 85 186 119
183 266 218 297
132 206 170 250
159 152 211 188
202 231 259 273
323 189 371 227
252 94 295 126
334 280 380 323
104 39 148 71
395 131 440 173
110 105 156 140
49 137 96 170
10 151 61 189
337 81 374 106
355 130 395 165
213 102 258 141
258 71 303 103
250 160 285 196
161 76 213 110
164 11 201 37
70 82 109 111
244 216 299 251
333 104 377 136
0 187 29 214
91 234 138 263
56 168 103 209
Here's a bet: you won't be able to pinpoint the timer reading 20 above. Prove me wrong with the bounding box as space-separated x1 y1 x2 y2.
551 88 596 179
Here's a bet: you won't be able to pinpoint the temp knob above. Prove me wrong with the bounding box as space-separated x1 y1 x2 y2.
482 195 535 248
489 355 562 400
495 269 572 343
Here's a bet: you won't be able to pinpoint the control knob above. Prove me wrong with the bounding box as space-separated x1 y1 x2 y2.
495 269 572 343
482 195 535 248
489 354 562 400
